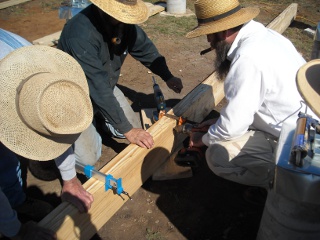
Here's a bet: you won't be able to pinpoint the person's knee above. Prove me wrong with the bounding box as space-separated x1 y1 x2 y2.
205 144 232 175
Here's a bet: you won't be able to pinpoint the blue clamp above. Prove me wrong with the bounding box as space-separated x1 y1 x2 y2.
105 174 124 195
83 165 94 178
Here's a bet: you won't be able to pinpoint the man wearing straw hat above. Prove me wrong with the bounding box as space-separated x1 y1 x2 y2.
0 44 102 239
57 0 183 149
186 0 317 202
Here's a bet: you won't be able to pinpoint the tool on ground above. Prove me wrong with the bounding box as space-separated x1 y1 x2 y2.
75 161 132 200
290 112 320 167
152 76 166 122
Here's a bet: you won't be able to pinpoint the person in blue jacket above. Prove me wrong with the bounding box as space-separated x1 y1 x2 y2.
58 0 183 149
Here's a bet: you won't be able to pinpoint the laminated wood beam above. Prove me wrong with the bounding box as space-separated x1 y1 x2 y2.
38 3 296 239
266 3 298 34
38 72 223 239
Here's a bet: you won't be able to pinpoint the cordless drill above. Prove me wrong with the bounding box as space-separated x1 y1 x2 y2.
152 76 166 122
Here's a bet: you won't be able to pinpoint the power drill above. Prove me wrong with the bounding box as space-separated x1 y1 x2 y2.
152 76 166 122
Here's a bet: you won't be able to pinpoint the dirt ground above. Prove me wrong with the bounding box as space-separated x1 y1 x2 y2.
0 0 319 239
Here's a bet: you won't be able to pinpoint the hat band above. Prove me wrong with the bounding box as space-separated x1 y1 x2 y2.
197 5 241 25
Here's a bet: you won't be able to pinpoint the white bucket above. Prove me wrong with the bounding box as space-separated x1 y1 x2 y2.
257 189 320 240
166 0 186 14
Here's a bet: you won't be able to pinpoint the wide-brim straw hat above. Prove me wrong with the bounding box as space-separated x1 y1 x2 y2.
90 0 149 24
296 59 320 119
186 0 260 38
0 45 93 161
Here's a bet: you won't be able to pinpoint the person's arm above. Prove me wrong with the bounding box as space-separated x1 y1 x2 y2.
58 38 132 134
54 148 93 212
202 57 264 145
128 25 183 93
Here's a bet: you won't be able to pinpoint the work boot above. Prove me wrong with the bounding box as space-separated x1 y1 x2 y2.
13 196 54 222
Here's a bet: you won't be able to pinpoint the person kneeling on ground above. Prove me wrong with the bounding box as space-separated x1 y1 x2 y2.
186 0 317 204
0 45 102 239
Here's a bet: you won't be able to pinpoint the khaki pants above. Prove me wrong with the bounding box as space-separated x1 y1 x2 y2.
206 130 277 189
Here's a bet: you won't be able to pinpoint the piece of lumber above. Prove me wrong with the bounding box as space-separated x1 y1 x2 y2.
145 2 165 17
38 71 224 239
0 0 30 9
266 3 298 34
141 108 193 180
32 31 61 47
38 3 295 239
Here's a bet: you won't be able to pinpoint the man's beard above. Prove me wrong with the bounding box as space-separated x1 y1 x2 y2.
214 41 231 81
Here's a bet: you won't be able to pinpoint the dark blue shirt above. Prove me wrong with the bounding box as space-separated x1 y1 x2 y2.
58 4 173 133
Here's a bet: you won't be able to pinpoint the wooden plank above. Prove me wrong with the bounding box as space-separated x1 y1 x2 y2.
145 2 165 17
38 3 295 238
266 3 298 34
38 72 223 239
0 0 30 9
32 31 61 47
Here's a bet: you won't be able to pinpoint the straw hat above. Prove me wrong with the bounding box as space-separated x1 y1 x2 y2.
296 59 320 118
186 0 260 38
0 45 93 161
90 0 148 24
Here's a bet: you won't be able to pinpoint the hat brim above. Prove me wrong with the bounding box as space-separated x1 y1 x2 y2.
90 0 149 24
0 46 91 161
186 7 260 38
296 59 320 119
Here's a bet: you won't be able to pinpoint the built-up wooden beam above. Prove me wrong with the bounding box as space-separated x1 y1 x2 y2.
38 3 298 239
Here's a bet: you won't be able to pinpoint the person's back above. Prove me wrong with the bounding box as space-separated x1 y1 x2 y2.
225 20 309 138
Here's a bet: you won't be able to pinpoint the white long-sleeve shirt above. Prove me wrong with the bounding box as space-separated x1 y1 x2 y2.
203 20 313 146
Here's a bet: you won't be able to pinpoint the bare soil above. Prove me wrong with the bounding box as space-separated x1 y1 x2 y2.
1 0 319 239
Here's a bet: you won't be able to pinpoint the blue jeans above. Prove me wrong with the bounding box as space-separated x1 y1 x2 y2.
0 142 25 208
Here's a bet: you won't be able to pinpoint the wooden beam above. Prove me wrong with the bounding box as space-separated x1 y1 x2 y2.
38 3 296 239
38 72 223 239
32 31 61 47
266 3 298 34
0 0 31 9
145 2 165 17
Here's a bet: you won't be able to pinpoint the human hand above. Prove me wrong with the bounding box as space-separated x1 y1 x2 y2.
166 76 183 93
189 132 206 148
124 128 154 149
11 221 57 240
61 177 94 213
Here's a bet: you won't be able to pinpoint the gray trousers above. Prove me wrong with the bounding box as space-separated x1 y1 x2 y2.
102 86 141 138
74 86 141 165
206 130 278 189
